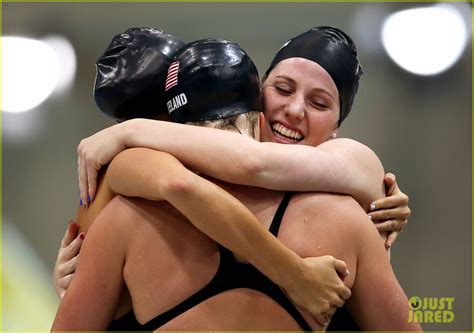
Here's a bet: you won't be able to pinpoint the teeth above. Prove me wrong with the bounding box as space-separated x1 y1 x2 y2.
272 123 303 141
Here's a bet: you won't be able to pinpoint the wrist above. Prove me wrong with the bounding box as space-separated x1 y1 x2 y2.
120 119 141 148
274 251 306 291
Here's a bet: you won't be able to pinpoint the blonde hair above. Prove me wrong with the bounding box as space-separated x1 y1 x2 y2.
186 111 260 140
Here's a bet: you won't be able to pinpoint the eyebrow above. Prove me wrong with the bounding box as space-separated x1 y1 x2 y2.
275 75 336 102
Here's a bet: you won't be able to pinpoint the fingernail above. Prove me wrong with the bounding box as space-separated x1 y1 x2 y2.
79 232 85 240
323 321 329 327
345 269 350 276
370 203 376 211
386 242 391 249
79 198 83 207
88 194 92 203
368 214 372 220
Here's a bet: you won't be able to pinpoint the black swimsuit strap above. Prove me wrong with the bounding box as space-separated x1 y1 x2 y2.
269 191 295 236
109 191 311 332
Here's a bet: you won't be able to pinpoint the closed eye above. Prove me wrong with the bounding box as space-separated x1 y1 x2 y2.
309 100 329 110
274 85 292 95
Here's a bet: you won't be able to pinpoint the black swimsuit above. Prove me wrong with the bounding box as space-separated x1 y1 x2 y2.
108 192 312 331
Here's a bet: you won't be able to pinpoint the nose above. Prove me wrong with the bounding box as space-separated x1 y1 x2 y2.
284 94 305 122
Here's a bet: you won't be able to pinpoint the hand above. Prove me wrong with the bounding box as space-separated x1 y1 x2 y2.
53 221 84 299
368 173 411 248
282 255 351 326
77 123 127 206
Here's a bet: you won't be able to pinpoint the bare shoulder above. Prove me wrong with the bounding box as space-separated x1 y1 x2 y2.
86 195 140 236
289 192 377 239
318 138 381 162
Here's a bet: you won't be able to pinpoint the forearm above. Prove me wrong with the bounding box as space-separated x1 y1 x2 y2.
52 216 125 330
121 120 384 209
162 167 305 289
107 147 304 289
257 139 385 209
122 119 262 186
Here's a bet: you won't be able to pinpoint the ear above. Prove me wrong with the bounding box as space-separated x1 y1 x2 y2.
259 112 265 131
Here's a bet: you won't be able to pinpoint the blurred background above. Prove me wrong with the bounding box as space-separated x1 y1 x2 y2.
2 2 472 331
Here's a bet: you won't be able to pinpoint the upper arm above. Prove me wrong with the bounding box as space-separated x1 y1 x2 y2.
256 138 385 210
317 138 385 209
76 168 115 232
107 148 191 201
52 198 129 330
346 217 421 330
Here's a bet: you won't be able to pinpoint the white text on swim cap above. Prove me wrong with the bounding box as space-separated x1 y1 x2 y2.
167 93 188 114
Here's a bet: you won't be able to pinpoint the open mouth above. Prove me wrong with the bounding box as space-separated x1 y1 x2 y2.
271 122 303 142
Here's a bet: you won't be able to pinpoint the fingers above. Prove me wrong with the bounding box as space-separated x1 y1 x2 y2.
384 172 396 184
369 205 411 220
61 232 85 262
332 258 350 278
58 272 74 290
77 145 88 207
375 220 398 232
339 284 351 300
332 294 346 307
384 172 397 195
58 273 75 299
369 193 409 212
87 165 98 205
375 217 407 231
60 221 79 248
330 258 352 301
327 305 337 316
313 309 331 327
385 231 399 249
314 313 327 327
61 254 80 276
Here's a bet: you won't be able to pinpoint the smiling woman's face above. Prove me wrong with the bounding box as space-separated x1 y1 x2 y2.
261 57 340 147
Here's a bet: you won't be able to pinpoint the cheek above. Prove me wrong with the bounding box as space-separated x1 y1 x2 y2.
262 89 282 116
306 113 337 142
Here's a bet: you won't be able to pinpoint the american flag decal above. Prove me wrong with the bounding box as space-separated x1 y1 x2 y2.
165 61 180 91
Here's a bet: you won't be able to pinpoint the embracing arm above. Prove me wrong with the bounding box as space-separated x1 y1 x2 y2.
79 119 383 210
105 147 351 323
123 120 384 209
346 213 421 330
51 201 127 330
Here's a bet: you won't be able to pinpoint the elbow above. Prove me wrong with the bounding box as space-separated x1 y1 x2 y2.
239 142 267 186
242 154 264 183
161 169 197 200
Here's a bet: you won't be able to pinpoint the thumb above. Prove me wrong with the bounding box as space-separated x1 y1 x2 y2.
332 258 350 278
61 221 78 248
384 172 397 195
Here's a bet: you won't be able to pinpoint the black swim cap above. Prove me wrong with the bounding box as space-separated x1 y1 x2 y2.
265 26 363 126
165 38 262 123
94 27 185 122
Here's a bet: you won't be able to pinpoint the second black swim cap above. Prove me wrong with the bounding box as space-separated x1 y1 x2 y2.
94 27 185 122
165 39 262 123
265 26 363 126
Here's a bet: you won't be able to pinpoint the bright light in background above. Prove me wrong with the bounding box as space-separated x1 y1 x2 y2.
2 35 77 113
381 5 468 76
2 37 60 113
42 35 76 94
